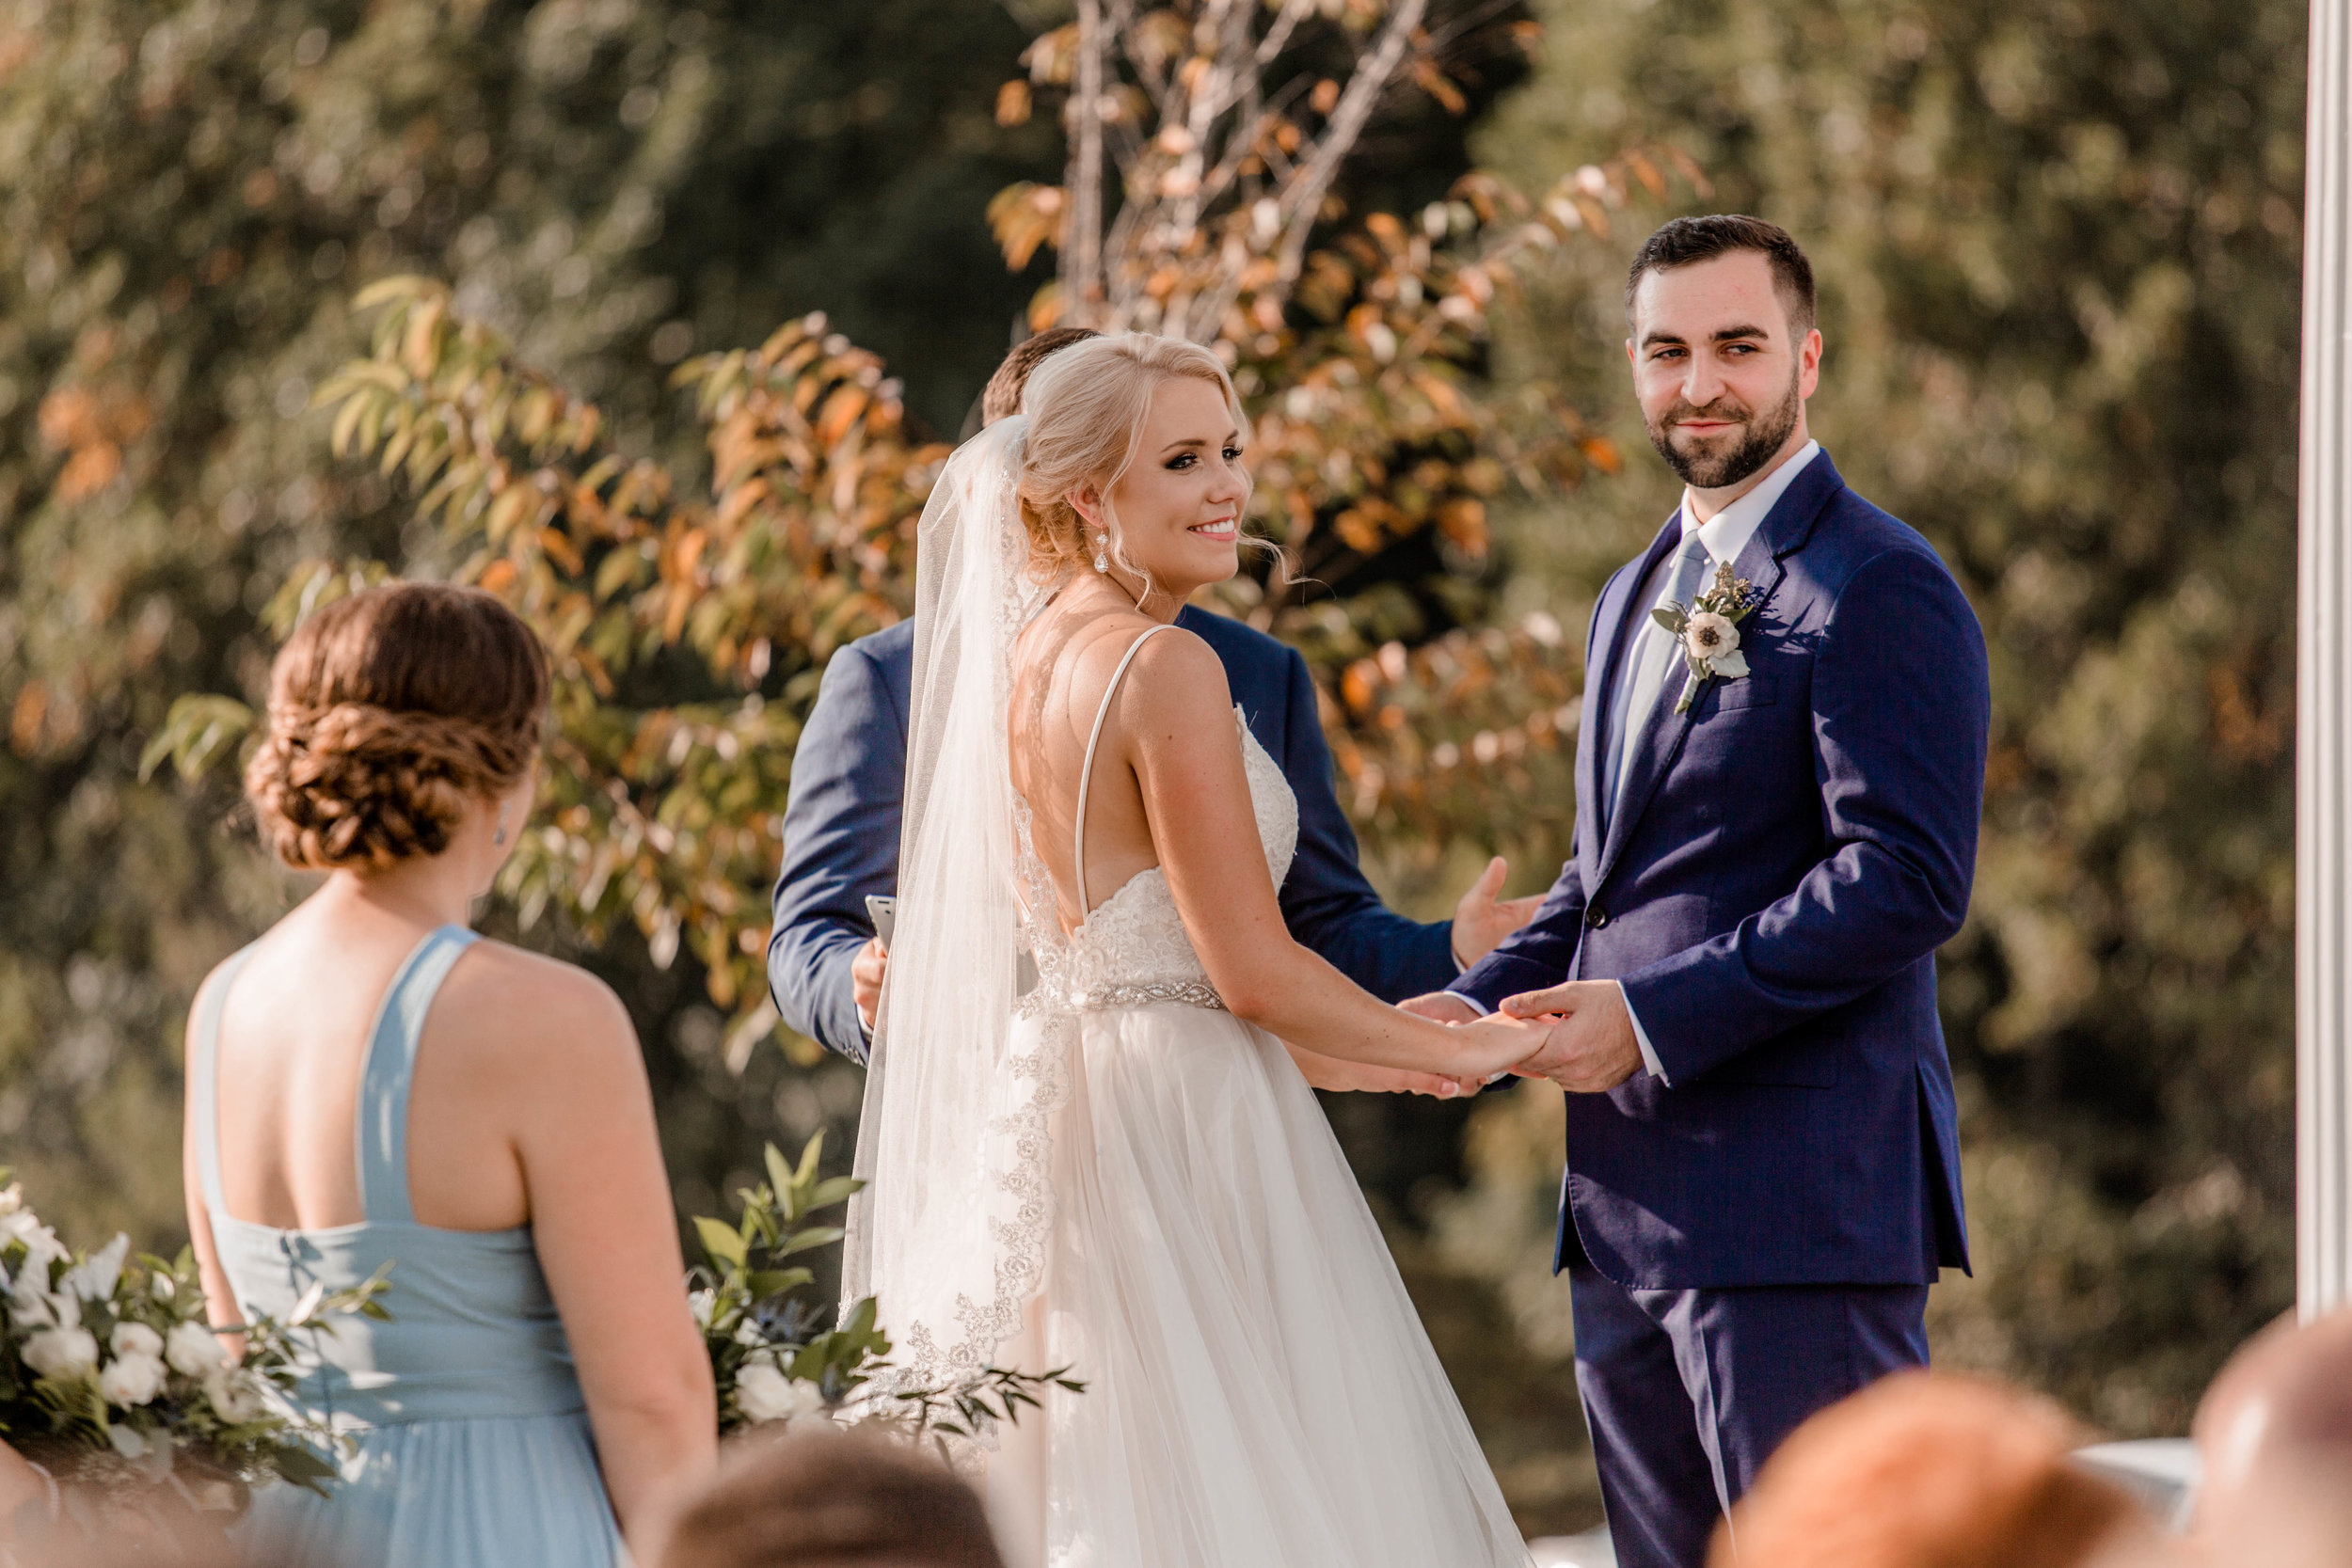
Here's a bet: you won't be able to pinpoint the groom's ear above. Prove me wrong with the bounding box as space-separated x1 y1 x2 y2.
1797 325 1824 400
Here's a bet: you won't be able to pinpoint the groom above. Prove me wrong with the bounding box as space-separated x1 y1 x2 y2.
771 327 1537 1078
1409 216 1988 1567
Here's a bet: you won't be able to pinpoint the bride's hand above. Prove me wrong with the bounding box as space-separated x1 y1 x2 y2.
1282 1042 1480 1099
1443 1011 1553 1082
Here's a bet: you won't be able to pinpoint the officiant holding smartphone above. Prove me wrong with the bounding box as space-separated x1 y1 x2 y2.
768 328 1540 1093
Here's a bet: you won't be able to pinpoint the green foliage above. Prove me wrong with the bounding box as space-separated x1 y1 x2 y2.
0 0 1049 1253
1446 0 2303 1435
688 1133 1080 1453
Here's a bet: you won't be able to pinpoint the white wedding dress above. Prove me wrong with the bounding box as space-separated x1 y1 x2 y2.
846 425 1530 1568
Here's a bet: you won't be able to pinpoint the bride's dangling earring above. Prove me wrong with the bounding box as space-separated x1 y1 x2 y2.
1093 531 1110 574
493 804 509 847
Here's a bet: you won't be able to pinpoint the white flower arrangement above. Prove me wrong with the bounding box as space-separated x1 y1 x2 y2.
0 1169 390 1521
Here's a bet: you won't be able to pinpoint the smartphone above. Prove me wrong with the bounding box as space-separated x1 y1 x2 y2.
865 895 898 952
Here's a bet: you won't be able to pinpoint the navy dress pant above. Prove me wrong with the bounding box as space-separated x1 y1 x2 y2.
1566 1263 1931 1568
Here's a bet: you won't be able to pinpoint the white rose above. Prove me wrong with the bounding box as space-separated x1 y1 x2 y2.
203 1366 267 1424
23 1325 101 1380
688 1289 716 1330
111 1322 164 1360
1680 611 1740 663
167 1319 230 1378
0 1182 22 1216
735 1360 824 1425
100 1351 167 1407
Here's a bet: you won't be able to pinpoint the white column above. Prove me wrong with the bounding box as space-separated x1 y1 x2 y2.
2300 0 2352 1321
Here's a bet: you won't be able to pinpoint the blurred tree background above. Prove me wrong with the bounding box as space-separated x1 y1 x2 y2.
0 0 2308 1541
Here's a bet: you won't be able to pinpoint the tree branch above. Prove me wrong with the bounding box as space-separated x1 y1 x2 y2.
1064 0 1106 315
1272 0 1428 287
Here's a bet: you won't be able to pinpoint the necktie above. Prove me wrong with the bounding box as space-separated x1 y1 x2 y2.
1604 533 1712 828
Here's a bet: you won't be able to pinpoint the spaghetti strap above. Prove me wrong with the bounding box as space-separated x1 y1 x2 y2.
1073 623 1178 915
356 926 482 1224
192 945 262 1217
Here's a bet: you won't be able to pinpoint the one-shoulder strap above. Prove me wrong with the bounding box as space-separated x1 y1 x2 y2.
191 945 262 1217
356 925 482 1224
1073 623 1177 915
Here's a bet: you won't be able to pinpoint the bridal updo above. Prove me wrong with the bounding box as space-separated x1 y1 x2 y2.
1013 331 1248 580
245 582 551 872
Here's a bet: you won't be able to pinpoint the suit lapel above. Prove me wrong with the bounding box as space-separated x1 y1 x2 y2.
1581 515 1685 864
1592 453 1847 888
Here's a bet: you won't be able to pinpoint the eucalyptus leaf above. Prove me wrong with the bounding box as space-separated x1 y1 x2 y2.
694 1216 748 1267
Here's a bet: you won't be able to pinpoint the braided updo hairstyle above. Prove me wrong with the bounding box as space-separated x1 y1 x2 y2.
245 583 551 872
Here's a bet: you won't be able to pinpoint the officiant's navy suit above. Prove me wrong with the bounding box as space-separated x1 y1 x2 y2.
771 609 1458 1061
1454 451 1987 1568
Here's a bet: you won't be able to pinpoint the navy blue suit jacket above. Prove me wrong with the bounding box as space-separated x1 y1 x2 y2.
770 608 1458 1061
1456 453 1984 1290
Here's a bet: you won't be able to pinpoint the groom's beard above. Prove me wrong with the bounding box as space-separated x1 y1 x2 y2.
1645 370 1802 490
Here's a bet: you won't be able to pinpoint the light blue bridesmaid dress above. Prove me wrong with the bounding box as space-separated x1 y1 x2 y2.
192 925 626 1568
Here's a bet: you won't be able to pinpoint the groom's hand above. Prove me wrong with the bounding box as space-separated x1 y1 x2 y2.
1450 856 1546 967
1499 981 1642 1093
1398 990 1480 1025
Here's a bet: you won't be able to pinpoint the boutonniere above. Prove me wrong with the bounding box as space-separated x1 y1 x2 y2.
1652 561 1756 713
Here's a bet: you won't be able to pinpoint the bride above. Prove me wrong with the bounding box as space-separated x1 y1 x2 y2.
848 332 1545 1567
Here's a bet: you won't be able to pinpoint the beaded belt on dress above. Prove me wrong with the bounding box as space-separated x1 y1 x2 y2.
1023 978 1227 1014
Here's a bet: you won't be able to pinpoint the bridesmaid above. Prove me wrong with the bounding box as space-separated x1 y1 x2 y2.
182 582 714 1566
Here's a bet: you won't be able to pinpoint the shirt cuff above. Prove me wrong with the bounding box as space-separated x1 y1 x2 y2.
1445 989 1490 1016
1621 981 1669 1084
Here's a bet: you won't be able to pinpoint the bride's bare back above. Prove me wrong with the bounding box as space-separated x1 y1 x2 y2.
1008 578 1224 934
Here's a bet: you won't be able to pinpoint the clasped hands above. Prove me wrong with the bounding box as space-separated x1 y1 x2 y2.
1398 982 1646 1096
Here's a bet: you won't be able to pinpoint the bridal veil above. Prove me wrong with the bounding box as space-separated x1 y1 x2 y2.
842 419 1057 1394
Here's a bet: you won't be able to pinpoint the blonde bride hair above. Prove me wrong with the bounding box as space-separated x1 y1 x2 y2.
1013 332 1251 585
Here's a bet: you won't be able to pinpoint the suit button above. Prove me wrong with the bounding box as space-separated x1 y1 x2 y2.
1585 905 1609 929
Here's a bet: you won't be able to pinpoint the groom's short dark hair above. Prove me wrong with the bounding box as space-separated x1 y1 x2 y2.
1625 215 1817 337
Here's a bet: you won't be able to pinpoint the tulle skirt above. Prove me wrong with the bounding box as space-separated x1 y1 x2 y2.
984 1002 1532 1568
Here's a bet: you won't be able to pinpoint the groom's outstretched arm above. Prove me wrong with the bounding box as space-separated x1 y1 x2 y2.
1623 546 1989 1083
768 639 907 1065
1273 647 1461 1004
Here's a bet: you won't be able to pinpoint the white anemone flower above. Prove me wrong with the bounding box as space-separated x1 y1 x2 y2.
204 1366 268 1424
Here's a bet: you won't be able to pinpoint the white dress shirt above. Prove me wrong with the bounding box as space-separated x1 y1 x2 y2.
1453 440 1820 1084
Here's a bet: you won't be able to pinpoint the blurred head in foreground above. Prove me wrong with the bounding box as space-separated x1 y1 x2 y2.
648 1427 1005 1568
1711 1370 2153 1568
2191 1306 2352 1564
980 325 1099 427
244 580 549 882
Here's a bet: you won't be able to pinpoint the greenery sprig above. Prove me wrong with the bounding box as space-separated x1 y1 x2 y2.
689 1134 1082 1458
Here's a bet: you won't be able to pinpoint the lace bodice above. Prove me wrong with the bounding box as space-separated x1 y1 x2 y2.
1016 707 1296 1013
